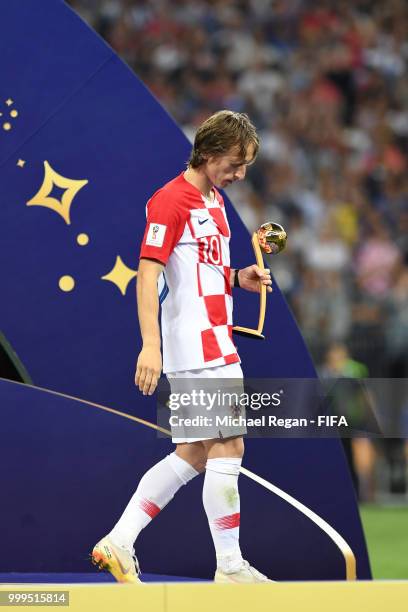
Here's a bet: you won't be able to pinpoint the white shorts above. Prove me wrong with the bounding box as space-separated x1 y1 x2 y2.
166 362 246 444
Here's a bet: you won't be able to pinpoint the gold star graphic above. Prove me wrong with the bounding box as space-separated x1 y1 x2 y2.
17 159 25 168
6 99 13 106
101 256 137 296
26 161 88 225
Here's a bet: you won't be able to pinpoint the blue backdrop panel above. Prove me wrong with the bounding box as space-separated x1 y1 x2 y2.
0 0 112 167
0 0 370 579
0 379 368 580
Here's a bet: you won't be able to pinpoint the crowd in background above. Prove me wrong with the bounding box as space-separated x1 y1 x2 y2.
69 0 408 498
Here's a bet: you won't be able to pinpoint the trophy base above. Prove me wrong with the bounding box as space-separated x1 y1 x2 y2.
232 326 265 340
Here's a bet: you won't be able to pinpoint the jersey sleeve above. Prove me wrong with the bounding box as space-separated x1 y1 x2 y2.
139 189 187 265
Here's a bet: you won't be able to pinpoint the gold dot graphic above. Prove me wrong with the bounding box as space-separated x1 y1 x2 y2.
3 123 11 131
59 275 75 292
77 233 89 246
10 110 18 118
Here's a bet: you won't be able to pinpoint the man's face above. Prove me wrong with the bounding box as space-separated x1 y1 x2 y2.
204 143 256 189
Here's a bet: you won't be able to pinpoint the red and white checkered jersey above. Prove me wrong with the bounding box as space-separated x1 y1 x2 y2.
140 172 240 373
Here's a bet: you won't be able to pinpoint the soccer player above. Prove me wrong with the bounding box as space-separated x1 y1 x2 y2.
92 111 272 583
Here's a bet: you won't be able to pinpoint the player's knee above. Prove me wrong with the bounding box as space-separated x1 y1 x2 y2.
225 436 244 458
176 444 207 472
208 436 244 458
193 456 207 472
186 452 206 472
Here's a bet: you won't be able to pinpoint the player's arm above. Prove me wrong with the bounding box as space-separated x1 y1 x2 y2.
136 188 186 396
135 258 163 396
230 266 272 293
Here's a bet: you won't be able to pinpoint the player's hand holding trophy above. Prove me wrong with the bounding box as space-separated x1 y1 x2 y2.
233 222 287 340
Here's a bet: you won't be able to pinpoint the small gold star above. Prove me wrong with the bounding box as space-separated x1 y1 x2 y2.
17 159 26 168
101 256 137 296
6 99 13 106
26 161 88 225
3 123 11 131
10 110 18 118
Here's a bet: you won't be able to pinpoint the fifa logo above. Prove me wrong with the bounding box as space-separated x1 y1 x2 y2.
146 223 165 247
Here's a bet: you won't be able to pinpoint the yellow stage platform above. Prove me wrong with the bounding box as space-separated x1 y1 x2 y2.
1 581 407 611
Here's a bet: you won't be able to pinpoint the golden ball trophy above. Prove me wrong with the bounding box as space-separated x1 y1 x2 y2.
233 222 287 340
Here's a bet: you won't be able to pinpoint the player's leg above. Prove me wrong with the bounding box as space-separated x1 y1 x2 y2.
202 435 271 583
202 436 244 570
92 442 204 582
109 442 204 546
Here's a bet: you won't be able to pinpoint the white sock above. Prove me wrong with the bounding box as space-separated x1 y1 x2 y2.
202 457 244 572
109 452 198 551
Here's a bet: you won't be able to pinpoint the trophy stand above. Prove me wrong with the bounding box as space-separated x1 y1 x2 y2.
232 231 267 340
232 222 287 341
